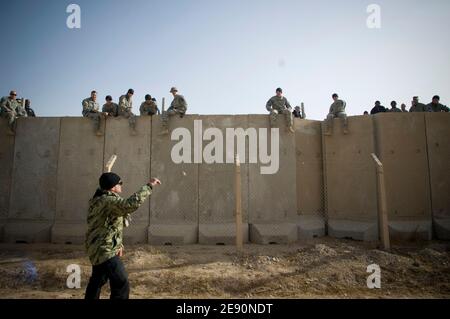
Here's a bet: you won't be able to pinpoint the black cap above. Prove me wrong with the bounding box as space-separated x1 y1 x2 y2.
145 94 152 100
332 93 338 98
127 89 134 95
99 172 122 190
276 88 282 93
433 95 440 100
105 95 112 101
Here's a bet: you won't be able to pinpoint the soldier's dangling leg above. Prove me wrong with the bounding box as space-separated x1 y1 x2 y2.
5 112 17 135
87 112 103 136
324 113 335 136
161 108 177 134
338 112 348 134
282 109 294 133
269 110 278 127
126 111 137 135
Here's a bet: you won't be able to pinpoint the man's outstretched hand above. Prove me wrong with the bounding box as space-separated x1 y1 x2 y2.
149 178 161 187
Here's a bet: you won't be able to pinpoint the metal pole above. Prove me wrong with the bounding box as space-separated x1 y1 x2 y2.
235 154 243 251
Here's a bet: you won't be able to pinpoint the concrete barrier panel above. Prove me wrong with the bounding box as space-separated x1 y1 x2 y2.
52 117 104 244
323 116 378 241
149 115 198 245
374 113 432 240
425 113 450 239
198 115 249 244
103 117 151 244
248 115 297 244
0 121 15 241
295 119 325 238
6 118 60 243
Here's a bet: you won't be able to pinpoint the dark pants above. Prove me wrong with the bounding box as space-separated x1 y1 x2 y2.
85 256 129 299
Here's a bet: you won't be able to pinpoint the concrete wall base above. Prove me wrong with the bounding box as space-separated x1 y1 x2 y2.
148 224 198 245
0 223 4 242
434 218 450 240
249 223 297 244
297 215 326 239
389 220 432 241
328 220 378 241
51 223 86 244
4 221 52 243
198 223 249 245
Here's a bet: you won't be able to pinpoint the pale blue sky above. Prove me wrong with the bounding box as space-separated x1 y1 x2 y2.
1 0 449 120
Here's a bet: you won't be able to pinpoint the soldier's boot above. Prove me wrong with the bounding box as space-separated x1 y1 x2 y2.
269 112 277 127
343 126 349 135
6 128 15 136
342 119 349 135
130 120 137 136
286 112 295 133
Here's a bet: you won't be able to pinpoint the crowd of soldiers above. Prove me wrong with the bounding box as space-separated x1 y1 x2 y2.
0 90 36 135
82 87 186 136
2 87 448 137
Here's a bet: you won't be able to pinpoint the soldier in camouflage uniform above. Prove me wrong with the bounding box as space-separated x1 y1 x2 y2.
82 90 105 136
409 96 431 112
161 87 187 134
25 99 36 117
102 95 118 117
388 101 402 112
140 94 160 116
427 95 449 112
85 172 161 299
118 89 137 134
0 90 21 135
266 88 294 133
324 93 348 135
401 103 408 112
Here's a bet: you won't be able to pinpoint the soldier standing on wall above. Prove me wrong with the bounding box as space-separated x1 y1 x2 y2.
266 88 295 133
427 95 449 112
409 96 431 112
324 93 348 135
85 173 161 299
82 90 106 136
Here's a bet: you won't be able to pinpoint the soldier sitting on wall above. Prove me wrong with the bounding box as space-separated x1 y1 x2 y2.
25 99 36 117
161 87 187 135
427 95 449 112
388 101 402 112
140 94 160 116
409 96 431 112
118 89 137 134
324 93 348 135
102 95 119 117
0 90 23 135
266 87 295 133
82 90 107 136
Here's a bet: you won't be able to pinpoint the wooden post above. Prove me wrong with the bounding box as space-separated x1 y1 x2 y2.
235 154 243 251
301 102 306 119
371 153 390 250
162 97 165 113
105 155 117 173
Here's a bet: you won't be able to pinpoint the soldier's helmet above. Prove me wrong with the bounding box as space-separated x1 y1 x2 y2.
170 87 178 93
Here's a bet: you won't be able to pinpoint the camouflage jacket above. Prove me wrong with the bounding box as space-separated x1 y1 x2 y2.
85 185 152 266
266 96 292 112
427 103 449 112
102 102 119 116
329 99 346 114
0 97 20 114
82 97 100 116
140 101 159 115
119 95 133 113
169 94 187 113
409 103 430 112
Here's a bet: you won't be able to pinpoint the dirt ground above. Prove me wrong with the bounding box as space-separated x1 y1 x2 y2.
0 237 449 299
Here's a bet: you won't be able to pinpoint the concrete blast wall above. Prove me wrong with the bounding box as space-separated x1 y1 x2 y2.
0 114 449 244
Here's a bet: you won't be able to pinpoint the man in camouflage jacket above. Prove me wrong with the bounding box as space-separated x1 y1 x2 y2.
85 172 161 299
